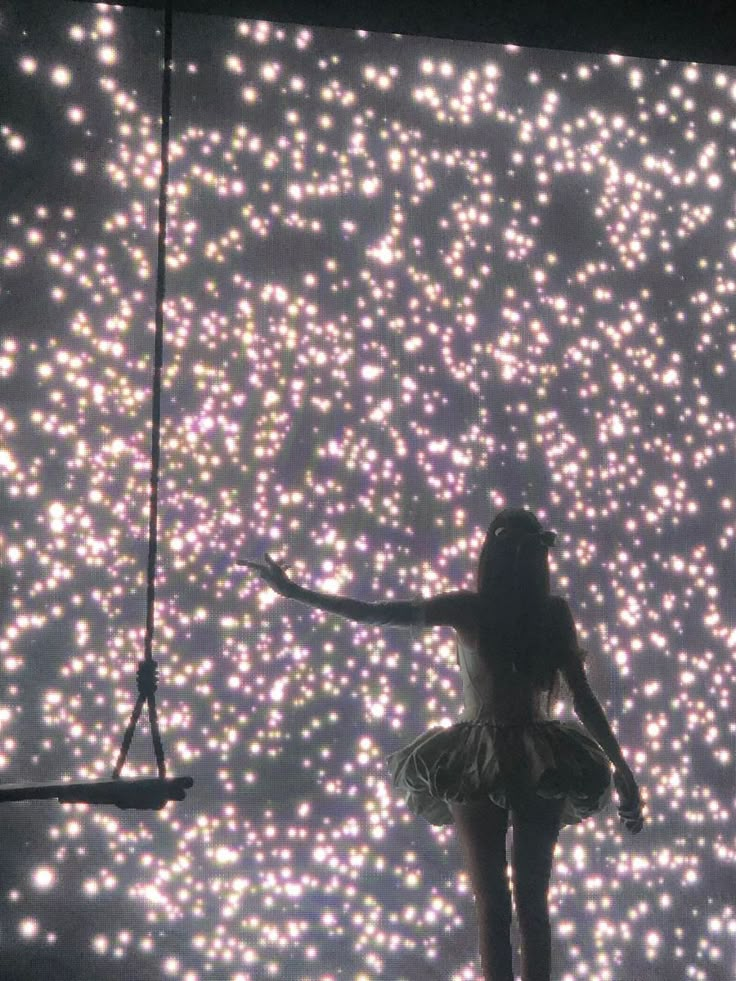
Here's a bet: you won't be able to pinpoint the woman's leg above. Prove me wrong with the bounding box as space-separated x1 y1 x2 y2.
450 800 513 981
509 797 564 981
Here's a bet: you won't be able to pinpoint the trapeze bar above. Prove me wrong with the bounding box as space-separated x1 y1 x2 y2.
0 776 194 810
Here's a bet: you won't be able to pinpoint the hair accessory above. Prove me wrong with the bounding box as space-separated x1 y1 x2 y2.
493 526 557 546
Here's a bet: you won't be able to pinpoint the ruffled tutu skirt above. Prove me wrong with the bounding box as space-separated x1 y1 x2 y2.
386 719 612 827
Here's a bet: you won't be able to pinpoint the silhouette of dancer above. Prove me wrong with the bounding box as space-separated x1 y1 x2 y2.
238 507 644 981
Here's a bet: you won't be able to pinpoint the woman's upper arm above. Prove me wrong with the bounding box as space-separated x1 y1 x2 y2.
551 597 593 700
419 591 479 631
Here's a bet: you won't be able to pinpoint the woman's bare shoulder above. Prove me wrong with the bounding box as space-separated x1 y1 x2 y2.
546 593 566 607
545 594 574 623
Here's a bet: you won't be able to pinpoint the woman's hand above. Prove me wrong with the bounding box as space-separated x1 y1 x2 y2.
235 552 297 598
613 762 645 834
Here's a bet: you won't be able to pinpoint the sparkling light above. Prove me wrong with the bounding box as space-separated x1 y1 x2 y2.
0 6 734 981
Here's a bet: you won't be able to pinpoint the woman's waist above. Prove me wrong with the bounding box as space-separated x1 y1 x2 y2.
461 688 549 725
460 704 551 726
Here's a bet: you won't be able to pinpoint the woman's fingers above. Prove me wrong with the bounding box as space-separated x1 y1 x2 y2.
235 558 265 571
235 555 289 572
234 554 279 569
618 791 644 834
619 806 642 828
263 553 291 573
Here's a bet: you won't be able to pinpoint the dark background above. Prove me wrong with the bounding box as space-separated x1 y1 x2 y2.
111 0 736 66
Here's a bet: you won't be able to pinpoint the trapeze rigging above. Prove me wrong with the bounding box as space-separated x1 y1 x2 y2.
0 0 193 811
0 660 193 810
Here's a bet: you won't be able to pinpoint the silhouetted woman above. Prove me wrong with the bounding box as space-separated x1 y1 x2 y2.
239 506 644 981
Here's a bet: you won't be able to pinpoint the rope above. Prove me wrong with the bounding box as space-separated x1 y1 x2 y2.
113 0 173 781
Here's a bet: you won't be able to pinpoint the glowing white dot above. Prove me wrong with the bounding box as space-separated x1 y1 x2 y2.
361 177 380 196
50 66 72 87
32 867 56 890
19 918 39 939
3 248 23 267
260 62 280 82
97 46 117 66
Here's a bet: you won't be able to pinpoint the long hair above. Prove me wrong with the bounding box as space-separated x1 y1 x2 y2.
477 507 566 711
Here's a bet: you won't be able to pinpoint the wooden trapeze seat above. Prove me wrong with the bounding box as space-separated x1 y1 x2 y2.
0 776 194 810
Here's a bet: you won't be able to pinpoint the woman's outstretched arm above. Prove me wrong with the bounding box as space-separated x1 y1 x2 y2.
287 584 478 630
237 553 478 630
281 582 426 626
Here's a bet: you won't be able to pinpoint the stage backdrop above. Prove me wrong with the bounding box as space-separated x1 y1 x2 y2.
1 2 736 979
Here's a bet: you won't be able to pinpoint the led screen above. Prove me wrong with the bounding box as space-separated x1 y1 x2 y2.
1 2 736 979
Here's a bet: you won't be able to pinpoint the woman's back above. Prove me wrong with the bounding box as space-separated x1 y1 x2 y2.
453 592 562 725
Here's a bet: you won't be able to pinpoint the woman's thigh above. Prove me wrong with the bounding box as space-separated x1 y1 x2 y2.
450 800 510 895
509 797 564 902
509 791 565 828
